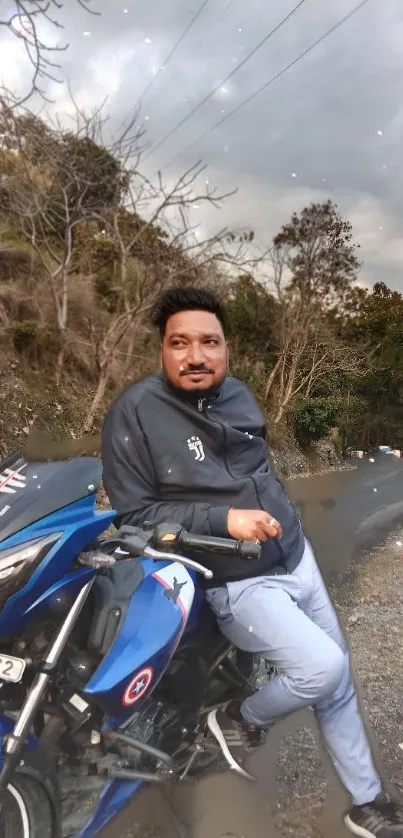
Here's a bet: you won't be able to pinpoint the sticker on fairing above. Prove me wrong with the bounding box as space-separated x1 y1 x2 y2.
123 667 154 706
152 562 195 620
0 464 26 495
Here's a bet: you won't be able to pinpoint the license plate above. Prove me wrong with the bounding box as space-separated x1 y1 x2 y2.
0 653 26 683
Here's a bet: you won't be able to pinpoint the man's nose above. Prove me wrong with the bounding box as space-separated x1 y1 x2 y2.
186 343 204 365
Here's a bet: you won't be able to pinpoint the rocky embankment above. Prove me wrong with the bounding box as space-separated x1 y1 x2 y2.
271 434 347 480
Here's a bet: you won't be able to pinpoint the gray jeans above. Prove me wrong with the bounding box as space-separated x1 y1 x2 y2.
205 538 382 806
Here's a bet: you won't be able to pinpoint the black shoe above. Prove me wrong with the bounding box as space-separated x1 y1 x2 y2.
207 701 266 780
345 793 403 837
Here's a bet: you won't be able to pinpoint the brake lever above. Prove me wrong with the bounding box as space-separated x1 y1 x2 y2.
144 546 213 579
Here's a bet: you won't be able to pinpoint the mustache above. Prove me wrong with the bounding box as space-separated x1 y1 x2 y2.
179 365 214 376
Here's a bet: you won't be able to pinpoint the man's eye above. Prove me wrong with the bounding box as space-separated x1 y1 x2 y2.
205 339 218 346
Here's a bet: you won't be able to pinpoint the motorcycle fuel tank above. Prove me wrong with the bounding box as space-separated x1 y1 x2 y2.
83 559 195 727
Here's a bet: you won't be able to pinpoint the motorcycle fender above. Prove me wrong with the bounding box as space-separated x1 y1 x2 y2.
0 715 61 836
77 778 143 838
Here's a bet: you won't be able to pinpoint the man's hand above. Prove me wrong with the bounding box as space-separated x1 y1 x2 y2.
227 509 282 542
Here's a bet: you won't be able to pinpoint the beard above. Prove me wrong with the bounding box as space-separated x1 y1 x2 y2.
162 366 227 400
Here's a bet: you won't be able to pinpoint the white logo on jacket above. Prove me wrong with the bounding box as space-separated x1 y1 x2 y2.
187 436 205 462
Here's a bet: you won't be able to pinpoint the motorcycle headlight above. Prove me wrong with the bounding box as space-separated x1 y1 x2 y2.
0 533 61 610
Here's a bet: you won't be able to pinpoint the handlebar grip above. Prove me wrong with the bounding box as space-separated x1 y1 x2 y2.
237 540 261 561
180 532 236 554
179 531 261 561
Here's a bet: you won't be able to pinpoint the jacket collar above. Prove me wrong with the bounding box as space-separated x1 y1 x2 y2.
159 371 223 410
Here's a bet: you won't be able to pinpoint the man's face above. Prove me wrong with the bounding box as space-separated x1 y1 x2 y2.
161 309 228 393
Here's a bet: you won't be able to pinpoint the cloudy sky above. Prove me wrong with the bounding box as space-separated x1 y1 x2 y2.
1 0 403 290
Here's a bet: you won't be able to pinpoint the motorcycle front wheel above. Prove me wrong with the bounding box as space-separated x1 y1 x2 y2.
0 777 53 838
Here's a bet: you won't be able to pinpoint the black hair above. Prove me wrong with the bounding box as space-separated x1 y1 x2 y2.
151 286 227 338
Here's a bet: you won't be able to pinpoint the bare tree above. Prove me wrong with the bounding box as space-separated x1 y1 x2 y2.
0 105 130 382
82 158 256 431
267 304 368 425
0 1 98 108
1 98 259 425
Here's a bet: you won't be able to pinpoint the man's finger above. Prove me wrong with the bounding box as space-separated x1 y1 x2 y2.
254 523 269 541
265 514 282 537
258 522 278 540
260 520 281 539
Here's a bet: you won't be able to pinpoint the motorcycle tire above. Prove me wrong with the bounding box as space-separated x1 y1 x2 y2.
0 776 53 838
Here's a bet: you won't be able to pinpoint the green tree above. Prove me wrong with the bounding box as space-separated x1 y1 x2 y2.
264 200 365 423
226 275 277 379
343 281 403 447
274 199 360 303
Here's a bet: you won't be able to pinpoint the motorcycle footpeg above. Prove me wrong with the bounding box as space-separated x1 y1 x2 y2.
108 767 169 784
106 730 173 766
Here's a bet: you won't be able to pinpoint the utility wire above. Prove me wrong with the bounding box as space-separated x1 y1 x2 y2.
143 0 309 162
161 0 370 172
133 0 212 111
191 0 239 56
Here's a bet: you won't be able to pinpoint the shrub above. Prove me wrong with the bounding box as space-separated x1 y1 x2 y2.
10 320 40 354
291 397 339 444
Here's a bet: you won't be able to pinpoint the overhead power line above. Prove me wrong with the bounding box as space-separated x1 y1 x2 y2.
133 0 212 111
191 0 239 56
143 0 308 162
161 0 371 172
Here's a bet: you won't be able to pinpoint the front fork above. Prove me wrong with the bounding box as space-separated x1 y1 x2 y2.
0 578 94 797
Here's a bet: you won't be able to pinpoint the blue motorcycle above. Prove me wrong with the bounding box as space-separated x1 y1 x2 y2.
0 451 265 837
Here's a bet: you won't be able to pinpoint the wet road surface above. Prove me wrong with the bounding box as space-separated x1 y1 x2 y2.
101 453 403 838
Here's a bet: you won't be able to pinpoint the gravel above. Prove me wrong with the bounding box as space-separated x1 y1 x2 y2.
271 527 403 837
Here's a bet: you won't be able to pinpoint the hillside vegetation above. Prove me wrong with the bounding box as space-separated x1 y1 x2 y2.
1 107 402 471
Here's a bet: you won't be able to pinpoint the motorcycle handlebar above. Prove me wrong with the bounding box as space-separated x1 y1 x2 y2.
83 525 262 576
107 522 262 563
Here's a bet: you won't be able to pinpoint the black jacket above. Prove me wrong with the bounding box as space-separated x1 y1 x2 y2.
101 373 305 584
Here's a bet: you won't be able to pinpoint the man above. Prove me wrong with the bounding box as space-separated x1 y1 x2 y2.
102 286 403 838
